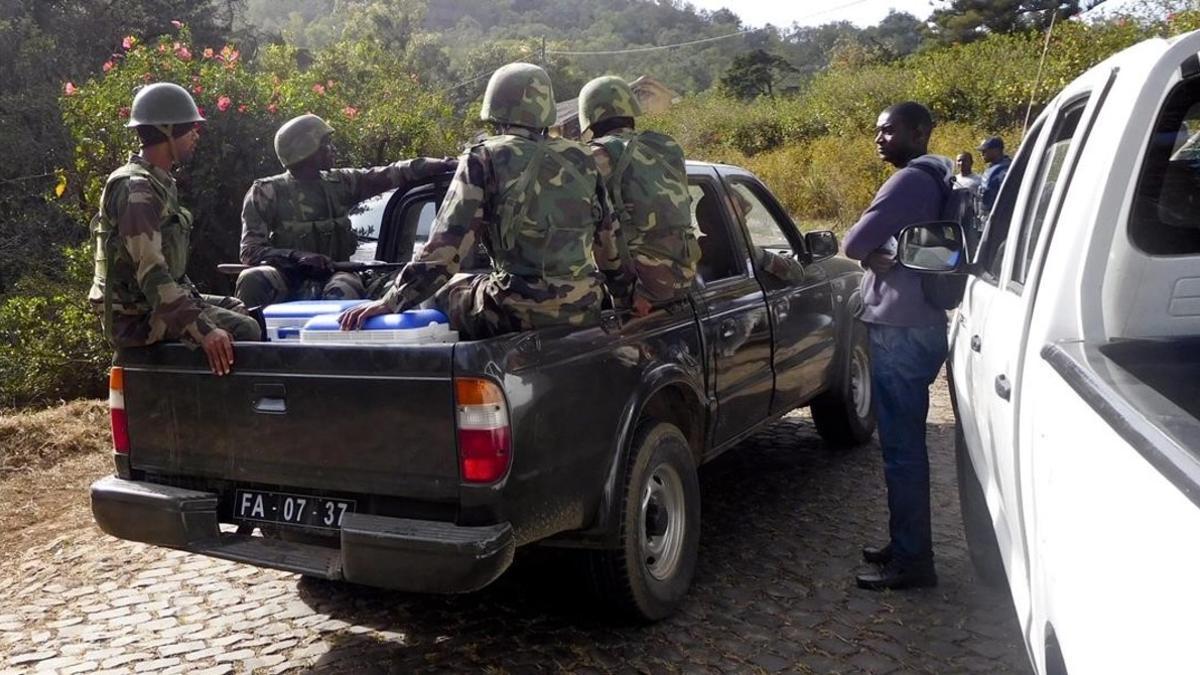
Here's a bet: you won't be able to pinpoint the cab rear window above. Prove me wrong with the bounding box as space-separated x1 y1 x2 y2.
1130 74 1200 255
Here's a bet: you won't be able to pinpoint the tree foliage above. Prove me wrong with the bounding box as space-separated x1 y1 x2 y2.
928 0 1100 44
719 49 798 100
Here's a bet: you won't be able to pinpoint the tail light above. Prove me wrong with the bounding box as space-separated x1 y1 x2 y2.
109 367 130 454
454 378 511 483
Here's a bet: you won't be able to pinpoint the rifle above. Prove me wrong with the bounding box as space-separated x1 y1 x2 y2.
217 261 408 275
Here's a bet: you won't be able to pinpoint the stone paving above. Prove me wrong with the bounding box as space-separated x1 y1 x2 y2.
0 380 1031 673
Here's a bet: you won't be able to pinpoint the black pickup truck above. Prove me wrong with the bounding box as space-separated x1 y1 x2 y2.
91 162 873 621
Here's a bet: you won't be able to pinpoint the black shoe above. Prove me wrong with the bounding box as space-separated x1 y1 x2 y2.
861 543 892 565
855 560 938 591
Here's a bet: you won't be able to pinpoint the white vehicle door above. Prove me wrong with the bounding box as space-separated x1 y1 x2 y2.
975 75 1110 632
950 116 1045 565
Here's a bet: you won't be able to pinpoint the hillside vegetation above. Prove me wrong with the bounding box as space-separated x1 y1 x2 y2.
0 0 1196 407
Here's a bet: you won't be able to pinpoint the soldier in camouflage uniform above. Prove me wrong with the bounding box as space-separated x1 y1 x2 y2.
88 82 260 376
235 114 456 306
578 76 700 316
340 62 622 339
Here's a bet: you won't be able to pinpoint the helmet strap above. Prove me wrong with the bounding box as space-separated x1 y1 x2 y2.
156 124 179 165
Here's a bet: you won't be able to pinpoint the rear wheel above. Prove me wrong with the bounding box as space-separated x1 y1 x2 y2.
586 421 700 622
812 323 875 447
955 422 1007 587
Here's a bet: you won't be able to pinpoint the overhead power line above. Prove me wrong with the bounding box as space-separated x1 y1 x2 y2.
544 0 877 57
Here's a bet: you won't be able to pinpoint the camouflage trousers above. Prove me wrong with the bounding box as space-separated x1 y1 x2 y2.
234 265 368 307
626 233 700 305
432 273 602 340
102 294 262 349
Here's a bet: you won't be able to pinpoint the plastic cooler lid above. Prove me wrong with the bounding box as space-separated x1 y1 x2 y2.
303 308 449 332
262 299 368 318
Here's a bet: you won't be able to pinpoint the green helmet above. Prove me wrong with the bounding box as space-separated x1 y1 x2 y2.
578 76 641 138
125 82 205 128
274 114 335 168
480 62 556 130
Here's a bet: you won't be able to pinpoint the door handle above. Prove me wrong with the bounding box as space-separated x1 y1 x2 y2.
995 374 1011 401
970 335 982 352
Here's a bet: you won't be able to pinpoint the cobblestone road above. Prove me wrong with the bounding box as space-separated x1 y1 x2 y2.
0 380 1031 674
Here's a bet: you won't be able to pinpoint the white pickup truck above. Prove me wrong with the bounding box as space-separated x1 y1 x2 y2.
898 29 1200 675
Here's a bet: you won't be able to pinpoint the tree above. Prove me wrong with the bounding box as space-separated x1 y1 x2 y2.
928 0 1101 44
718 49 797 99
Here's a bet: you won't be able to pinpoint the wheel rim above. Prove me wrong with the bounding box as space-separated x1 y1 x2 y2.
850 344 871 421
639 461 686 581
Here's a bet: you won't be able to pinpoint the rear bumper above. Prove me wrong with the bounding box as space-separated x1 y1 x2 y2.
90 476 514 593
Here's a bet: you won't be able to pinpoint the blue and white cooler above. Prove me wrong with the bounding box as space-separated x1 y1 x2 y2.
262 300 368 341
300 308 458 345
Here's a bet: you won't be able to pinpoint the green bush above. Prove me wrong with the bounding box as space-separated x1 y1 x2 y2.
0 245 108 407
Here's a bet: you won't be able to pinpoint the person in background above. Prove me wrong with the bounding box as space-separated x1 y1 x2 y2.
953 152 982 196
977 136 1011 215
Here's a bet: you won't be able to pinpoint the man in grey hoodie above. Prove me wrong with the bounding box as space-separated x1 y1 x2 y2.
842 101 950 591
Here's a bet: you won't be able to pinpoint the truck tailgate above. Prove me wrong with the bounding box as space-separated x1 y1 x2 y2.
118 343 459 501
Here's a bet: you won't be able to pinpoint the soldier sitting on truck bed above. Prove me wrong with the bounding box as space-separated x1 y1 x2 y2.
235 114 456 307
338 62 623 339
577 76 700 316
88 82 261 376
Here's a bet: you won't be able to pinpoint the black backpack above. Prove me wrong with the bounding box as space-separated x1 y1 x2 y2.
909 162 973 311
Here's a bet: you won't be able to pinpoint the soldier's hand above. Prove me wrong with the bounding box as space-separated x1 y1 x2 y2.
201 328 235 376
295 253 333 276
339 299 390 331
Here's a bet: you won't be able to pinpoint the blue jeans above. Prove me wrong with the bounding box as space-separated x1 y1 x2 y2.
867 322 949 566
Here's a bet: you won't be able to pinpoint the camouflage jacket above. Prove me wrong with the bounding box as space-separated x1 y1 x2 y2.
591 128 699 303
88 155 214 343
240 159 443 266
381 127 622 328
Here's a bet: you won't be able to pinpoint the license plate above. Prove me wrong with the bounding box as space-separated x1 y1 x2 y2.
234 489 355 530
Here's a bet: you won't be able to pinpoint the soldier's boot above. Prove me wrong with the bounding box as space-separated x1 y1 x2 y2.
235 266 290 307
322 271 366 300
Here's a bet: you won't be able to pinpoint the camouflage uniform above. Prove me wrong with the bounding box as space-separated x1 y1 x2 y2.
378 63 621 339
89 155 261 347
579 76 700 307
235 114 447 307
235 159 447 306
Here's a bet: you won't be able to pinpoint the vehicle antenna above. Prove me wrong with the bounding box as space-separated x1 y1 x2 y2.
1023 8 1060 138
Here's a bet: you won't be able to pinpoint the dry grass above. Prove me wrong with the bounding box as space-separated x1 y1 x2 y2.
0 400 112 552
0 399 108 475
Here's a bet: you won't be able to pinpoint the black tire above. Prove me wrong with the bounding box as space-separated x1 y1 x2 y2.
812 322 876 447
955 422 1007 587
586 421 701 622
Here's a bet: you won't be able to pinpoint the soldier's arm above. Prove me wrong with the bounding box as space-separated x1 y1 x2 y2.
116 178 214 343
239 182 293 266
379 151 484 313
336 158 454 206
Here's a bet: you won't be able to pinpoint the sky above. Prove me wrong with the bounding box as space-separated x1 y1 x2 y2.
685 0 1143 29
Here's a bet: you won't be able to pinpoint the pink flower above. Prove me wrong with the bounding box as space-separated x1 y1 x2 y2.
267 104 278 114
157 44 166 53
119 107 130 118
191 84 204 94
170 20 183 29
342 106 359 119
64 82 77 95
312 83 326 95
102 60 114 73
176 46 192 61
203 47 214 59
237 104 248 113
122 36 135 50
217 96 231 112
197 106 206 117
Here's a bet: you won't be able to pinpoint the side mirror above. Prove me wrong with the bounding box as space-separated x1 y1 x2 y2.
896 221 965 273
805 230 838 262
